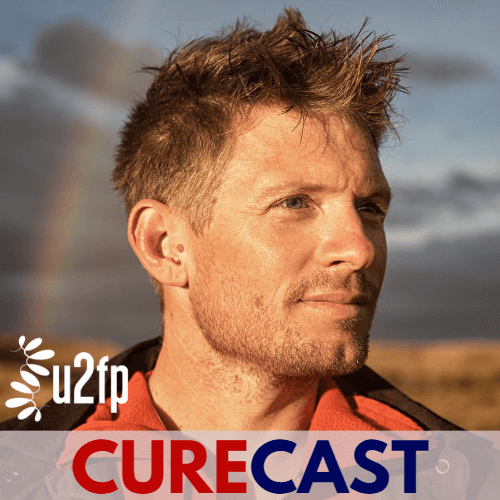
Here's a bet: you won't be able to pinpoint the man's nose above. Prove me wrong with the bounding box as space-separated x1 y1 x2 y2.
315 209 378 271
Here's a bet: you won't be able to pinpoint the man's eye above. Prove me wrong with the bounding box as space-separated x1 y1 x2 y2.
357 202 387 216
279 196 309 209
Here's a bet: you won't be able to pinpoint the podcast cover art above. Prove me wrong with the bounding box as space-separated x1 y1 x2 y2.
1 1 500 498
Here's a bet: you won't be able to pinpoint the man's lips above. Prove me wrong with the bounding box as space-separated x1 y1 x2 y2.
298 292 370 319
299 292 370 305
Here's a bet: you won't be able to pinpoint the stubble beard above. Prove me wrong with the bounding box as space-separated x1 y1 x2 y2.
189 264 376 381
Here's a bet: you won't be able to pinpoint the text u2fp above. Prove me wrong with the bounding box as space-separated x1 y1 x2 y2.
53 353 128 412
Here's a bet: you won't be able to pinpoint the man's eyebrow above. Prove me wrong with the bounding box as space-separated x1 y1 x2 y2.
255 182 393 204
255 183 331 200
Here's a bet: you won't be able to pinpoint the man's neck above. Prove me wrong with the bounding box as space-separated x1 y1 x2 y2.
148 332 320 431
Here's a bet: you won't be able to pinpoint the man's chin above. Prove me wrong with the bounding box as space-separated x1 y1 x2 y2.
257 336 370 379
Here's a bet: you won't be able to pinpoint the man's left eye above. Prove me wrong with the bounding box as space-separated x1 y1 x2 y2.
357 202 386 216
280 196 309 209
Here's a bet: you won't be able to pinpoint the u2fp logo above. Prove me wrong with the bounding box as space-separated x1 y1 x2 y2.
53 353 128 413
6 336 129 421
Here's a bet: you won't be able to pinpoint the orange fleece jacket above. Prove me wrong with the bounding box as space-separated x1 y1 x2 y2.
74 371 422 431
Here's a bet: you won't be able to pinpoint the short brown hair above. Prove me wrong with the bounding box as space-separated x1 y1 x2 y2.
112 8 407 306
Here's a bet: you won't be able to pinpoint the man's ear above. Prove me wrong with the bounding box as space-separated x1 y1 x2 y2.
127 199 188 287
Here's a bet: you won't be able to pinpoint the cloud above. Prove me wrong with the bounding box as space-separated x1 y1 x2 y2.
408 53 492 84
385 170 500 235
0 84 76 220
0 80 97 331
0 19 162 335
391 49 494 86
34 19 159 103
372 233 500 341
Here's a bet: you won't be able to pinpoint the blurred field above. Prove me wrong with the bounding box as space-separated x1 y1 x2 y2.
1 336 499 429
368 340 500 430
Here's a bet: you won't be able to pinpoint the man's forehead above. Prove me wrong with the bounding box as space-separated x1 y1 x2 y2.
233 107 374 150
224 107 388 196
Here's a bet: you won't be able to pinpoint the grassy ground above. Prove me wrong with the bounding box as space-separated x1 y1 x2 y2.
1 336 499 429
368 340 500 430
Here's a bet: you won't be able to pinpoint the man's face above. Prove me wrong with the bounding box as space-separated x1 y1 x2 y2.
186 108 390 378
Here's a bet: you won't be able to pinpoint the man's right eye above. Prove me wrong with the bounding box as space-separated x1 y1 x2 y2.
278 196 309 210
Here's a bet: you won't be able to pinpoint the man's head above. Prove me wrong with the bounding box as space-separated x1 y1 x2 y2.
113 8 406 378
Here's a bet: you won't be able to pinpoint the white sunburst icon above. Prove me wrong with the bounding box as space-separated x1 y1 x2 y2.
5 336 55 421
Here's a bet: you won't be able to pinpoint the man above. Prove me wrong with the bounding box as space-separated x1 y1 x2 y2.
1 9 457 432
4 10 500 500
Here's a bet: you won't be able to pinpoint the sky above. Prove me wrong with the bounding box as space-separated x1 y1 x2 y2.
0 0 499 347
